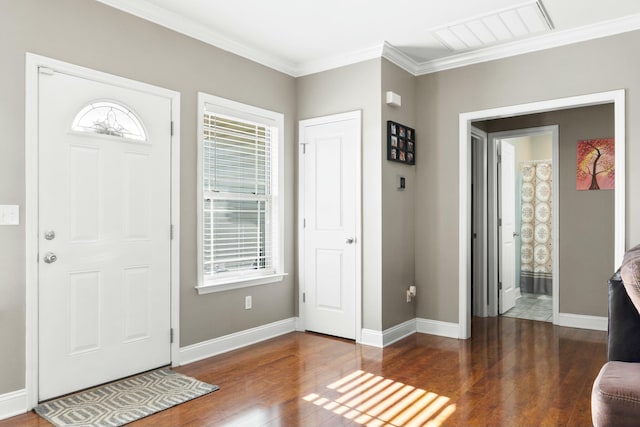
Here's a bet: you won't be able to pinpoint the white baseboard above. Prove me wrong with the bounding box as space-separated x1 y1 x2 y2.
515 288 522 299
179 317 297 365
178 315 458 363
382 319 417 346
416 318 460 339
359 328 384 348
0 389 27 421
556 313 607 331
177 313 604 367
360 319 418 348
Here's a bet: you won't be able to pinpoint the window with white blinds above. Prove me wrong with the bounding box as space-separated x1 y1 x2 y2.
197 93 285 293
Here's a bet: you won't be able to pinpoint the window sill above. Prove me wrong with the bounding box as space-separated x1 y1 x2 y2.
196 273 288 295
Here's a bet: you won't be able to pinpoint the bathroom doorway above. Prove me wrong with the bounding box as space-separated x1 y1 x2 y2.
471 125 558 323
490 127 557 323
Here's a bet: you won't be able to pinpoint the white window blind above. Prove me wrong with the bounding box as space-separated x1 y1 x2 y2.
202 111 274 280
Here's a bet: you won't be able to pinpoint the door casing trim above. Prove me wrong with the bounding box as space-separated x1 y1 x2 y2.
459 90 625 339
25 53 181 408
297 111 362 342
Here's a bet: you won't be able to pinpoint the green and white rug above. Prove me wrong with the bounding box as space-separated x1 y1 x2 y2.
34 368 219 426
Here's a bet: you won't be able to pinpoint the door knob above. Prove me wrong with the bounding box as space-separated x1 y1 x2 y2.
43 252 58 264
513 232 520 238
346 237 355 244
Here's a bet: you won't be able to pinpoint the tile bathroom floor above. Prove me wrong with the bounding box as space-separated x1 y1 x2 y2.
503 292 553 322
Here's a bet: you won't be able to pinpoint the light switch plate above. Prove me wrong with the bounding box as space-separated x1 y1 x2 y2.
398 175 406 190
0 205 19 225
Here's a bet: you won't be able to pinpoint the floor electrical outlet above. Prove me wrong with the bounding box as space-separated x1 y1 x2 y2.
245 295 252 310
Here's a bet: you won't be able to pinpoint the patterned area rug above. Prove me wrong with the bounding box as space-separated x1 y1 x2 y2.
34 368 219 426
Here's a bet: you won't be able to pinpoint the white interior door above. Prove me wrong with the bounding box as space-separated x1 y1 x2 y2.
499 141 517 314
300 113 359 340
38 70 172 400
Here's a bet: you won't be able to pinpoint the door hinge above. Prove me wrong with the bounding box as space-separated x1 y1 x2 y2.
300 142 309 154
170 224 174 240
170 328 174 343
498 218 502 226
170 121 174 136
303 292 306 303
303 218 306 228
497 154 502 164
499 282 503 290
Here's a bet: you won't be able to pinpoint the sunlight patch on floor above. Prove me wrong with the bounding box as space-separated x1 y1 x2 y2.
303 370 456 427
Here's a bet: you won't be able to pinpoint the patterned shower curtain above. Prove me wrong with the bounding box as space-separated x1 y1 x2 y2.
519 161 553 295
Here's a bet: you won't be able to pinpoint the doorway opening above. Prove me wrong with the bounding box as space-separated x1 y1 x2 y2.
471 126 558 323
458 90 625 339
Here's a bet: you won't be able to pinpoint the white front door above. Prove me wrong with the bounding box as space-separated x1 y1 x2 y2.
38 70 172 400
499 141 517 314
299 112 360 340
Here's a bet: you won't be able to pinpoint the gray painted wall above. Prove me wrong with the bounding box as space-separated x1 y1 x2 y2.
0 0 296 394
296 59 383 331
381 60 417 329
414 32 636 323
296 59 417 332
482 104 615 316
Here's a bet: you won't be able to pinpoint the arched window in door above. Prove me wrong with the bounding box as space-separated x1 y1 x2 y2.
71 100 147 141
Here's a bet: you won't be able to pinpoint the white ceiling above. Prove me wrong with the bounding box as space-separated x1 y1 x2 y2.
97 0 640 76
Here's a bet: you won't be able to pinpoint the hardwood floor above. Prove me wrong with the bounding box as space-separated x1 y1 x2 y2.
2 316 606 426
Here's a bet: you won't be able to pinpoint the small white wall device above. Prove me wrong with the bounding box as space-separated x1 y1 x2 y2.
386 91 402 107
406 285 417 302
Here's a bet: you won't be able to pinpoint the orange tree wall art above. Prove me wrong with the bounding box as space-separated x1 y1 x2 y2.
576 138 615 190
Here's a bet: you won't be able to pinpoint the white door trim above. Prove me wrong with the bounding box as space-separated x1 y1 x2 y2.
459 90 625 339
25 53 181 408
297 111 362 342
486 126 559 321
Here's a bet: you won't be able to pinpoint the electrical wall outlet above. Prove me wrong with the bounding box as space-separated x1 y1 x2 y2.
406 285 417 303
245 295 252 310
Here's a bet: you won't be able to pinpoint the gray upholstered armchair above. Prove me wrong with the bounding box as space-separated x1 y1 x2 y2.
592 244 640 427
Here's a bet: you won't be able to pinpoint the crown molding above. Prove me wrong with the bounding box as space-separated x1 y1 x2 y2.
294 44 385 77
95 0 298 76
415 12 640 75
381 43 419 76
96 0 640 78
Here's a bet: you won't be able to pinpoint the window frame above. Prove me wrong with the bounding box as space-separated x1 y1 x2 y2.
196 92 286 294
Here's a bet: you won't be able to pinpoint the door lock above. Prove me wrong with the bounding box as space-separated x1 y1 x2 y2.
44 230 56 240
43 252 58 264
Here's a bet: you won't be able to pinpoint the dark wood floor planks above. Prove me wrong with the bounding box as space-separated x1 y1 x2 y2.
1 316 606 426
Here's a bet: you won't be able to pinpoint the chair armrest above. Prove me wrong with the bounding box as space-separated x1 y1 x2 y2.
608 270 640 362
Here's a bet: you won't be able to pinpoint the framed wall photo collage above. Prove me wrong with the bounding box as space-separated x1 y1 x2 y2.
387 121 415 165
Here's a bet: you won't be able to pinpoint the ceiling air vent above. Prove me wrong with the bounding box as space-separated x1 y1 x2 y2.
433 1 553 52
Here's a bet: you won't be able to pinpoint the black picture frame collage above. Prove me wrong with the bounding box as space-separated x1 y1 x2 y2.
387 121 415 165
